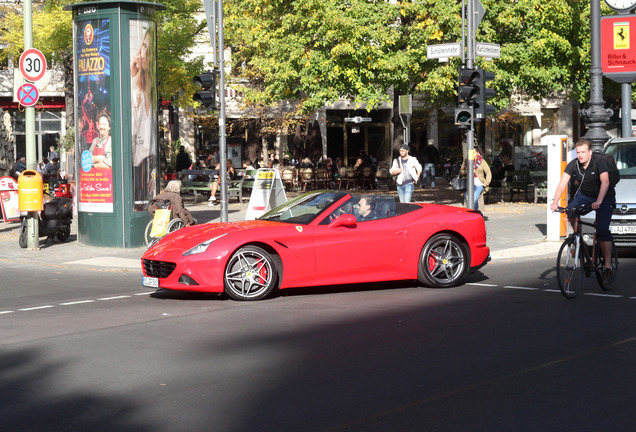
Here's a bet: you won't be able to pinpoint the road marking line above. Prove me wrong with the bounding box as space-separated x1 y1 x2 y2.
467 283 498 287
0 310 15 315
584 293 623 298
19 305 55 311
60 300 96 306
543 289 561 293
134 291 155 296
503 286 539 291
97 295 131 301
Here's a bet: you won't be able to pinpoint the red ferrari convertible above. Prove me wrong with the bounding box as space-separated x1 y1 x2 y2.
141 191 490 300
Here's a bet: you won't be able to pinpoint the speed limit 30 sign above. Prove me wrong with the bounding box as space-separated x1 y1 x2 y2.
19 48 47 82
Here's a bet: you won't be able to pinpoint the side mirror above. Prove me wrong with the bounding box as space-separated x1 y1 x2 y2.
328 213 357 228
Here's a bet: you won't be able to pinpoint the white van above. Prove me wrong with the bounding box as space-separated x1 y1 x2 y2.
581 137 636 247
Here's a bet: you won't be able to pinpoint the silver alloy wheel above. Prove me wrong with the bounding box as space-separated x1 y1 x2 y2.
224 246 277 300
418 233 467 288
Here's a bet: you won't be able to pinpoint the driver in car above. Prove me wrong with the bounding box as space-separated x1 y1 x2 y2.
356 196 376 222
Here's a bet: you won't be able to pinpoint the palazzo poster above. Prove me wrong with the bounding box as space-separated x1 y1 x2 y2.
75 18 114 213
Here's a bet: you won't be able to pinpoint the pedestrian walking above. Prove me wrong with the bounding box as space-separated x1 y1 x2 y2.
391 144 422 203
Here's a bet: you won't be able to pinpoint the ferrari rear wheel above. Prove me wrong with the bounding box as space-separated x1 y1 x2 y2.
418 233 468 288
224 246 278 301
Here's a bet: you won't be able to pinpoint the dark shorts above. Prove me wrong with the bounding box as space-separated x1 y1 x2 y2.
567 193 615 241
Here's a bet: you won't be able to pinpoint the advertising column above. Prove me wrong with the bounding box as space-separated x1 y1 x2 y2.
67 1 165 247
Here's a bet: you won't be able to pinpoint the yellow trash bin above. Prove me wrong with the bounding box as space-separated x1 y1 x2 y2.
18 170 44 211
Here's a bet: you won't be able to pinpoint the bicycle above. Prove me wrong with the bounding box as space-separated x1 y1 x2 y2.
555 206 618 298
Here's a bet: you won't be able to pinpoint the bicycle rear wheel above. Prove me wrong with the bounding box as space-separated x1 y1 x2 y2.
594 240 618 290
557 236 584 299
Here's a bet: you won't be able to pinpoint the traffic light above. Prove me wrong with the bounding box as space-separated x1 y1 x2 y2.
456 66 479 128
455 107 473 127
193 71 217 108
474 69 496 120
458 67 480 107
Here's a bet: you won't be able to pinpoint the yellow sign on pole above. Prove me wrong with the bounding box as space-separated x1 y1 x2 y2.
613 22 630 50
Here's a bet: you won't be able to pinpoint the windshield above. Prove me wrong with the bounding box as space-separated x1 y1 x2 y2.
606 141 636 178
258 191 346 224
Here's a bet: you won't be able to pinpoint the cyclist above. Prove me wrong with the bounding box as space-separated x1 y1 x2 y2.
148 180 195 227
549 138 615 284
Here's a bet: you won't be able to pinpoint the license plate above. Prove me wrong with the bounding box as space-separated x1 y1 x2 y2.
610 225 636 234
142 276 159 288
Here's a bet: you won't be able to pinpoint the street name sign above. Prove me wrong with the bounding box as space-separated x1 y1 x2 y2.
427 43 461 62
476 42 501 59
344 116 372 123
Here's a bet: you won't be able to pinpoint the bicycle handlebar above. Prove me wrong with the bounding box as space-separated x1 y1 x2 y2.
553 205 592 215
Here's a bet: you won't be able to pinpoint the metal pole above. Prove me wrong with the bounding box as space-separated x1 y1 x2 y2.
217 0 228 222
581 0 612 152
621 83 632 137
24 0 39 249
465 0 475 209
461 0 466 64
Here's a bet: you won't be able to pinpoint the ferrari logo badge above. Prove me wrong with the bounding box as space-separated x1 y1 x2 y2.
295 226 303 233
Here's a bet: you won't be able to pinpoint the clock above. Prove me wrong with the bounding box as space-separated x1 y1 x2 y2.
604 0 636 12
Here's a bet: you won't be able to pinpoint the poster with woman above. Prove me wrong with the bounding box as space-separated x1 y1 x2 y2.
75 18 114 213
129 19 158 211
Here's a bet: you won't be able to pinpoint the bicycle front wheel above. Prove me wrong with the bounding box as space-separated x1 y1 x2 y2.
557 236 584 299
594 240 618 290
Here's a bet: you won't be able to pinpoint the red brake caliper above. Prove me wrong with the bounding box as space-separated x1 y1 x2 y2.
428 253 437 272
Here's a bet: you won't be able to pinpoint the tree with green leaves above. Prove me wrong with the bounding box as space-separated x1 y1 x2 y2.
225 0 628 129
0 0 209 125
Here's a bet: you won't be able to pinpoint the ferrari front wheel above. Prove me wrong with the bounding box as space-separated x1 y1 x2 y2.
224 246 278 301
418 233 468 288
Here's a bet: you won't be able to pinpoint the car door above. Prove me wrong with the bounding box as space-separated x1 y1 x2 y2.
312 214 409 286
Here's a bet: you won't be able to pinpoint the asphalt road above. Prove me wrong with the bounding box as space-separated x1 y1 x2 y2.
2 255 636 432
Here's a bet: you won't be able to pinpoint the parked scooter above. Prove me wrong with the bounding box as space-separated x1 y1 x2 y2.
18 196 73 248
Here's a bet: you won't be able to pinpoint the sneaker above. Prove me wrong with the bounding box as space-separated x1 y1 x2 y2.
602 268 613 285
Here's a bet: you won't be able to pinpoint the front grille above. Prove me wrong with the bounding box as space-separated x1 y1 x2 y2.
613 234 636 245
143 259 176 278
613 206 636 216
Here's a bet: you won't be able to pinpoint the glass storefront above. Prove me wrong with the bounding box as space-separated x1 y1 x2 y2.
12 110 62 162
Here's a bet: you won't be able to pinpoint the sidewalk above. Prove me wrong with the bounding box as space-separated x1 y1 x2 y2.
0 182 560 270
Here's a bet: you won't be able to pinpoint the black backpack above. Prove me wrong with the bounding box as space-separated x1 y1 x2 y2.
594 151 620 187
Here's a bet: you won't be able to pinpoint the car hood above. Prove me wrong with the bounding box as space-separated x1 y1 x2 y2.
615 179 636 201
143 220 285 256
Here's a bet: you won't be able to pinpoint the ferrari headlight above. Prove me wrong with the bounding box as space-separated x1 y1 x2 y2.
183 233 227 256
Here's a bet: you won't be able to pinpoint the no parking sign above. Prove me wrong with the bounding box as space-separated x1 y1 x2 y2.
17 83 39 107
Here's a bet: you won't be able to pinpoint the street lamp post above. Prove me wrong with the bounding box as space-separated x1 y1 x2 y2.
581 0 613 152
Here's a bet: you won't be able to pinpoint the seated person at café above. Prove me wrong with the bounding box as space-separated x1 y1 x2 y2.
209 159 236 204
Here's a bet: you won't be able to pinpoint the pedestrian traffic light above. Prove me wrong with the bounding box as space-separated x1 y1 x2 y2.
474 69 496 120
458 67 480 107
455 107 473 127
192 71 217 108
